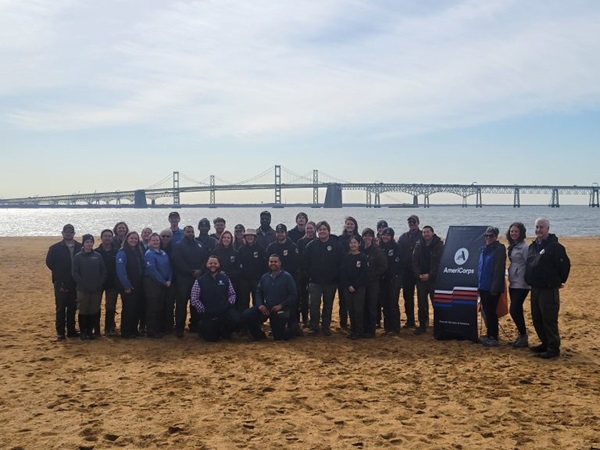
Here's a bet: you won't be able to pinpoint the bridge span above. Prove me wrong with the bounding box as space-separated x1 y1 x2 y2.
1 166 598 208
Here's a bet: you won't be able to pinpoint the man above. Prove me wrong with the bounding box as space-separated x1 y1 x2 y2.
243 254 298 341
46 224 82 340
196 218 218 253
397 215 422 328
190 256 241 342
375 220 388 245
267 224 301 335
412 226 444 335
171 225 209 337
361 228 387 338
168 211 184 244
211 217 226 241
288 212 308 244
256 210 276 249
302 221 343 336
238 229 267 311
95 229 119 336
379 227 402 335
525 218 570 359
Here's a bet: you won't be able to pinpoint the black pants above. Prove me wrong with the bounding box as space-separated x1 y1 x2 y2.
479 290 500 339
121 289 141 337
54 282 78 336
175 275 195 333
402 269 417 325
338 282 348 328
199 307 242 342
144 278 167 336
363 280 380 335
295 272 309 324
531 288 560 352
416 279 435 329
237 278 259 311
509 288 530 335
243 306 294 341
347 286 366 335
380 276 401 333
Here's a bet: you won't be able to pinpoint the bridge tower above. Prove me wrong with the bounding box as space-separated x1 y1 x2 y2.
312 170 319 207
423 193 430 208
324 184 343 208
274 165 282 207
173 171 180 206
366 190 372 208
412 195 419 207
209 175 216 208
134 190 147 208
475 188 482 208
590 186 599 207
513 188 521 208
550 189 560 207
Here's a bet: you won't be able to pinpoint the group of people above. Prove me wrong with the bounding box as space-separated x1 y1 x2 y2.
45 210 570 358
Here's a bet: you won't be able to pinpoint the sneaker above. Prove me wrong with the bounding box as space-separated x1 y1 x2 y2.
309 329 320 337
414 327 427 336
530 344 547 353
511 334 529 348
482 337 499 347
363 332 375 339
347 333 359 340
322 329 332 336
403 322 416 329
56 334 66 341
534 350 560 359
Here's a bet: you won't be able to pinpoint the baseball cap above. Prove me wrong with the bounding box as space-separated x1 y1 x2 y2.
275 223 287 233
376 220 388 229
62 224 75 233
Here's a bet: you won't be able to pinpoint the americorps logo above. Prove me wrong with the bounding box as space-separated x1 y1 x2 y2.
454 248 469 265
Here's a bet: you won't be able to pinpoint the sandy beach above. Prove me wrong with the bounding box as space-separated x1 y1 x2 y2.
0 236 598 450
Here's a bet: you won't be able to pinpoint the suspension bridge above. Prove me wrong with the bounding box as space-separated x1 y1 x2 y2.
1 165 598 208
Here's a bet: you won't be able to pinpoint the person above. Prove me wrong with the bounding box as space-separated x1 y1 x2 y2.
139 227 153 252
288 212 308 244
303 221 343 336
379 227 402 335
116 231 144 339
211 217 226 241
143 233 172 338
238 228 267 312
46 224 82 340
95 229 119 336
341 236 369 339
256 210 276 249
168 211 184 244
397 215 422 328
267 223 301 335
243 254 298 341
159 228 176 333
112 222 129 250
72 234 106 340
337 216 360 330
361 228 387 338
375 220 388 246
477 226 507 347
506 222 530 348
233 224 246 251
190 256 241 342
411 226 444 335
215 230 241 296
525 218 570 359
296 221 317 328
196 218 218 253
171 225 208 337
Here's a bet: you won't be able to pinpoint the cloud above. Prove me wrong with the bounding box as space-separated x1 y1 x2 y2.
1 0 600 138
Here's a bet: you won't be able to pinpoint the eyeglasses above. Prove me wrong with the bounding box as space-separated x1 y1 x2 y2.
160 235 172 238
408 220 417 224
483 234 495 238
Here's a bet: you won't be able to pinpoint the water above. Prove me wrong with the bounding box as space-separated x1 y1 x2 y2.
0 205 597 237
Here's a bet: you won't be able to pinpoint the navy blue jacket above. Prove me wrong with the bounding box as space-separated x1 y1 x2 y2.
255 270 297 311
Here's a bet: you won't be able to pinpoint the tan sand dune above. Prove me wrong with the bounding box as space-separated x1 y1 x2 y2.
0 237 598 449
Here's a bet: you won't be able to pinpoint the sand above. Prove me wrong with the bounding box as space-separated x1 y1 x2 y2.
0 236 599 450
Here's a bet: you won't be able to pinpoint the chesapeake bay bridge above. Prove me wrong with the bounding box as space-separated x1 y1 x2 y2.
1 165 599 208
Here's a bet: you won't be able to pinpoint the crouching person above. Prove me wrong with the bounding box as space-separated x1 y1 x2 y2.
190 255 241 342
243 254 297 341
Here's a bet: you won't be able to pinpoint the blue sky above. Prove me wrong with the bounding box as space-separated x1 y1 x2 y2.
1 0 599 205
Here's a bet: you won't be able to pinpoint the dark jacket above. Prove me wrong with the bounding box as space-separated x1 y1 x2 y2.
46 240 82 285
172 237 209 277
380 240 402 279
267 238 300 275
72 250 106 293
288 226 305 244
525 234 570 289
397 229 422 270
95 245 117 289
116 246 144 292
302 238 343 285
215 246 241 281
239 244 268 281
340 252 369 289
195 234 217 253
196 272 233 318
412 235 444 281
362 244 387 283
255 270 297 311
478 240 506 293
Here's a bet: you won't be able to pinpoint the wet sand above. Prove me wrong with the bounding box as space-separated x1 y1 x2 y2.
0 237 598 449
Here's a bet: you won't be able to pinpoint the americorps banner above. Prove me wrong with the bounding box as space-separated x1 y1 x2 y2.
433 226 487 341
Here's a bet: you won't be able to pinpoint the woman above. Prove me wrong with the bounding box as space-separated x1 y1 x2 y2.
116 231 144 338
112 221 129 250
338 217 360 330
297 221 317 328
361 227 387 338
506 222 530 348
477 226 506 347
340 236 369 340
215 230 241 296
143 233 172 338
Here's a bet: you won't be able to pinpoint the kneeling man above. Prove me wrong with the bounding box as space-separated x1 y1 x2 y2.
243 254 297 341
191 256 241 341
